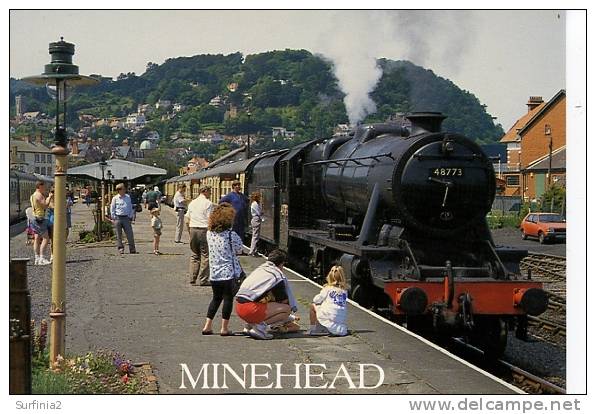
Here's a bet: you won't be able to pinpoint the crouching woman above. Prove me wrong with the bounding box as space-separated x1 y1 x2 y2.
235 250 299 340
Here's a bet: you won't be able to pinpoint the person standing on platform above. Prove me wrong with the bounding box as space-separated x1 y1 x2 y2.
110 183 137 254
202 203 244 336
145 186 159 211
173 184 187 243
186 185 213 286
46 187 55 262
248 192 263 256
66 191 74 241
150 208 162 255
141 188 148 208
30 181 53 265
130 189 140 224
219 180 249 244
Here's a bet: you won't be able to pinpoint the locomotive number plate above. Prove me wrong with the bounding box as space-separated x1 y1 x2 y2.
430 167 464 177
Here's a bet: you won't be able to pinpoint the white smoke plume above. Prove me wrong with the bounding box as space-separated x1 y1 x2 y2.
314 11 474 125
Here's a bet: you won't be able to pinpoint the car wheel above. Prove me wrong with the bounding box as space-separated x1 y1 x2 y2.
521 230 528 240
538 232 545 244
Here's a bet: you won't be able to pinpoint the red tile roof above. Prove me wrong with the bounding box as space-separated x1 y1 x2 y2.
500 102 546 143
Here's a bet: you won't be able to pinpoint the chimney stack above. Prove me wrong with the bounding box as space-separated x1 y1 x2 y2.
23 136 30 144
527 96 544 112
36 133 43 144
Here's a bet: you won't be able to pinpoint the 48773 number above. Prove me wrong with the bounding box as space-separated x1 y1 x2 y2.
431 168 464 177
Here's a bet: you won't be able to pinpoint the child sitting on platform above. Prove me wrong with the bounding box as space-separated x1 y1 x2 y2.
150 208 162 255
308 265 349 336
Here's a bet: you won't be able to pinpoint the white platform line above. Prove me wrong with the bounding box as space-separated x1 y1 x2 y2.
246 246 524 394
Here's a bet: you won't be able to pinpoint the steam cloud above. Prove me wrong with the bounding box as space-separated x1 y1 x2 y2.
315 11 474 125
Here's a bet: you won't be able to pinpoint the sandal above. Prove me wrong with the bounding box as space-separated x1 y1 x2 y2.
220 331 234 336
201 330 213 335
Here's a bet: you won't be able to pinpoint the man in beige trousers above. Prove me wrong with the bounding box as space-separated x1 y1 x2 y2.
173 184 187 243
185 185 213 286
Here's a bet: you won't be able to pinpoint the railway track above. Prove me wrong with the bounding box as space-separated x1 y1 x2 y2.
520 252 566 343
452 338 566 394
521 252 566 283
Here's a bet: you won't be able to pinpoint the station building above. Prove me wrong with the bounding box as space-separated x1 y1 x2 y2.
500 90 566 202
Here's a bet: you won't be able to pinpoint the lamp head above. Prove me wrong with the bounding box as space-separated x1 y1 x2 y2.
21 38 99 87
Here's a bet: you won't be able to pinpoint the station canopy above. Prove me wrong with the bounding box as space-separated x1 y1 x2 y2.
68 159 166 184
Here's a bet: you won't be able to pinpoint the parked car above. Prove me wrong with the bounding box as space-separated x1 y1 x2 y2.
520 212 566 244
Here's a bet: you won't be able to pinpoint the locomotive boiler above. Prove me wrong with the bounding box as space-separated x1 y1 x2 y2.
165 112 548 357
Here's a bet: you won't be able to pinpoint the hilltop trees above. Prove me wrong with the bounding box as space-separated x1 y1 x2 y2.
10 50 504 151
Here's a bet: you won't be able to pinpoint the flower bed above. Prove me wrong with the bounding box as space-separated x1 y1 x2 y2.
31 320 153 394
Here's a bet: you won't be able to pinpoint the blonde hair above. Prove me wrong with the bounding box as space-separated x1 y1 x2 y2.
325 265 347 290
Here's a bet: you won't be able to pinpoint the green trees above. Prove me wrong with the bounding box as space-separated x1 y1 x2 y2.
10 50 505 150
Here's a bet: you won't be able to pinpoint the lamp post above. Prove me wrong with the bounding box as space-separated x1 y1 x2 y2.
246 110 251 159
22 38 98 368
107 169 112 194
98 159 108 241
544 124 553 188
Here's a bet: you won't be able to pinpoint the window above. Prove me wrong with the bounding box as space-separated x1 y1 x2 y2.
40 167 46 175
19 153 25 161
35 167 40 173
35 154 40 162
506 175 520 187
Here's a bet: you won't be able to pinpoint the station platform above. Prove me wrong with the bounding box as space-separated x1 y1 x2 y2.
9 201 521 394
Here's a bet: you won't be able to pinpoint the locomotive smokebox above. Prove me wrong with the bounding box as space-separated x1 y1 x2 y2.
406 112 447 135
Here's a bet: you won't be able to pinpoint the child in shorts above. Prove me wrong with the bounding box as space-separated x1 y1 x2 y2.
150 208 162 255
308 265 349 336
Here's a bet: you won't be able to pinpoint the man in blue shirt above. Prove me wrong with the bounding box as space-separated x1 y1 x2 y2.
219 180 249 243
110 183 137 254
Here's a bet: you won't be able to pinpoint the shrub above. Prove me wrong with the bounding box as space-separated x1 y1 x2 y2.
32 350 145 394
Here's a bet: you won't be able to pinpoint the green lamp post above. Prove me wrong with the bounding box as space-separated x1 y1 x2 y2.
22 38 98 368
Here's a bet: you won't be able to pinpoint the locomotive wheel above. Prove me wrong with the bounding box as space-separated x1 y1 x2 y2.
350 283 374 309
473 317 507 360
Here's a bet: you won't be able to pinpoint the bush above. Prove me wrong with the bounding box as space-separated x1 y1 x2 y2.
32 350 145 394
93 220 114 238
487 212 523 229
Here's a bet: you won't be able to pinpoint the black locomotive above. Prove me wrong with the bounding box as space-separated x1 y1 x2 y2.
167 112 548 357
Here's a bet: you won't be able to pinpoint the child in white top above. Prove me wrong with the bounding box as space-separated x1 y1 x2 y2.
308 265 348 336
150 208 162 255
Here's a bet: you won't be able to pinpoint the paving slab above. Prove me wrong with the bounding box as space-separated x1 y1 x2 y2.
9 201 519 394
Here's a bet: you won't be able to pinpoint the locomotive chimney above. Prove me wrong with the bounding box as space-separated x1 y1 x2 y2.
406 112 446 135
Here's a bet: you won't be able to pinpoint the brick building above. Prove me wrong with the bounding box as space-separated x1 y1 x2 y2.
499 90 565 201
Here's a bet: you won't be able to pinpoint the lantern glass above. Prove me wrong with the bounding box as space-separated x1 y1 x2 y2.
46 81 73 102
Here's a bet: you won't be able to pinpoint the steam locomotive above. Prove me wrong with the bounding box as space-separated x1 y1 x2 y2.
166 112 548 357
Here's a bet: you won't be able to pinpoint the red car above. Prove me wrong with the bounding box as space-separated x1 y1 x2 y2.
520 212 566 244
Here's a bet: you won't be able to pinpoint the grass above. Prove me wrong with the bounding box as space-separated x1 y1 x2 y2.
32 351 145 394
487 212 522 230
30 320 147 394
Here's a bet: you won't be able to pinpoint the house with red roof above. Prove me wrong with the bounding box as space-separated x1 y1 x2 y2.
499 90 566 201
